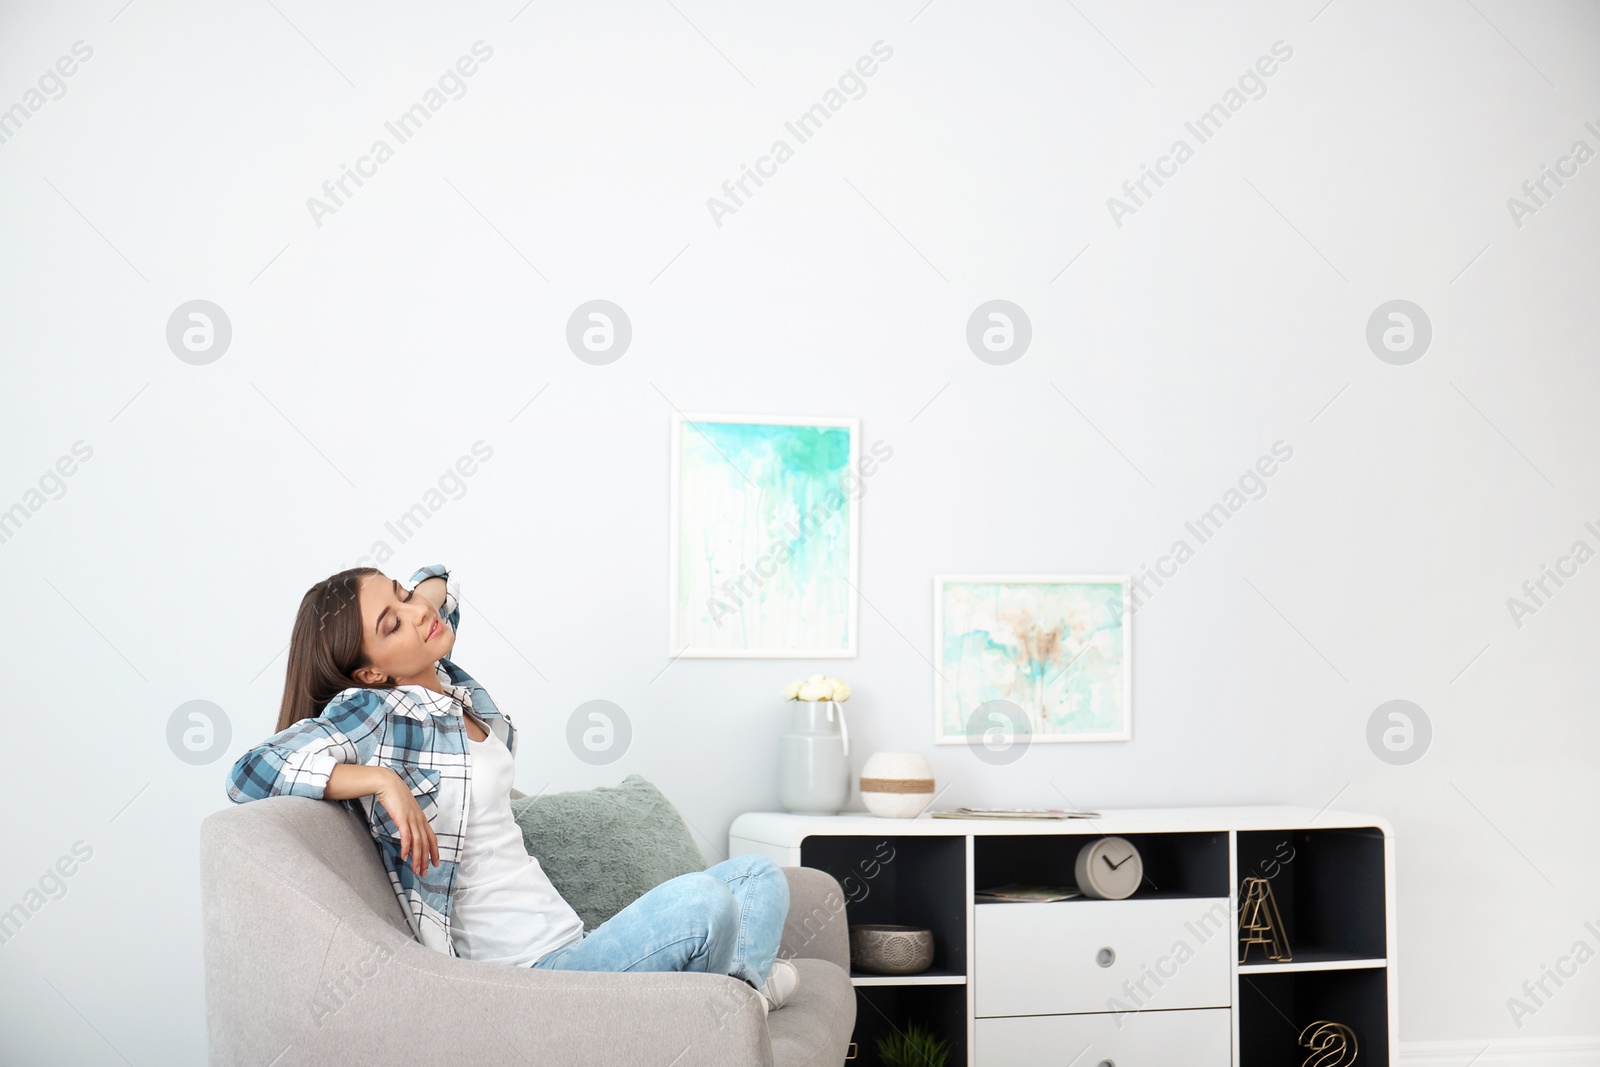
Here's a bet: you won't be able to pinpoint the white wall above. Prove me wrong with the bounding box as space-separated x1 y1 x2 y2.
2 1 1597 1062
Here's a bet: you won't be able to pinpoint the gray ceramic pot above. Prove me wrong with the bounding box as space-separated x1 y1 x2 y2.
849 924 935 975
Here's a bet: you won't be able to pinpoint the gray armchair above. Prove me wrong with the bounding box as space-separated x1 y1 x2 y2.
200 794 856 1066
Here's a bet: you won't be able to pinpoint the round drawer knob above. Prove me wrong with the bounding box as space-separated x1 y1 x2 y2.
1096 947 1116 968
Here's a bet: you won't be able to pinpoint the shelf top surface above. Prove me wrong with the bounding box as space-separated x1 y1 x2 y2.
730 805 1393 844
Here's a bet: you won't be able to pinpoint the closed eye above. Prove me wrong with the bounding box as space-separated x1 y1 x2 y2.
390 588 414 635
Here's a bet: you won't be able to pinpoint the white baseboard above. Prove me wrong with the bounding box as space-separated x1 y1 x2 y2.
1401 1037 1600 1065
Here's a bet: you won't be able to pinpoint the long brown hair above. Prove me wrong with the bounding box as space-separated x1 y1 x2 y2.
276 567 397 732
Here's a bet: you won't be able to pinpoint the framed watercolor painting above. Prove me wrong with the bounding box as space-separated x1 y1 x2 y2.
669 413 860 658
933 574 1131 744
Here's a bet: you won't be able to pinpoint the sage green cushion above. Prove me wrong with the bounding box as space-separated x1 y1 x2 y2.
508 773 708 932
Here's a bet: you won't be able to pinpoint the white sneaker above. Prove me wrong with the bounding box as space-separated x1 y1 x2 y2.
760 958 799 1013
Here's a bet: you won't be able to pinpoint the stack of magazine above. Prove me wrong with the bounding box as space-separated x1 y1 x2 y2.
929 807 1101 820
974 883 1083 903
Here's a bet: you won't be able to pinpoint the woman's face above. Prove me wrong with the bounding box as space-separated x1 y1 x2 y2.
352 574 455 687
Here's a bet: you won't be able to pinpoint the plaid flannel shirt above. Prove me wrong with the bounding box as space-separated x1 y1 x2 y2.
225 563 518 958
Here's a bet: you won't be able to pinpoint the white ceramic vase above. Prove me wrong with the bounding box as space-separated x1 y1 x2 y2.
859 751 935 818
777 700 851 815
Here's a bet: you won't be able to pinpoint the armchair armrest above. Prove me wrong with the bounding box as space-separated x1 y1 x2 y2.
360 938 772 1066
777 866 851 973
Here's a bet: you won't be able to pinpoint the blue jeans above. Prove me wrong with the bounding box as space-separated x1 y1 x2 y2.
529 854 790 996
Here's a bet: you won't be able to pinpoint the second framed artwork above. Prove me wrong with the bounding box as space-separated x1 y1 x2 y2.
669 413 860 658
933 574 1132 744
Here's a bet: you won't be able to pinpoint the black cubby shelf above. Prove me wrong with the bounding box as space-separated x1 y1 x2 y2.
1240 969 1391 1066
854 985 970 1067
1236 826 1388 973
975 829 1231 901
796 833 969 986
729 807 1398 1066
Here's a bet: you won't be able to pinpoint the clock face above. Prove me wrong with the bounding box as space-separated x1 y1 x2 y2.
1076 836 1143 900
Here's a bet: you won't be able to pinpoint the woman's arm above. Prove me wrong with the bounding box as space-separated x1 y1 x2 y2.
226 687 441 873
226 689 378 803
414 575 447 615
324 763 400 800
227 719 355 803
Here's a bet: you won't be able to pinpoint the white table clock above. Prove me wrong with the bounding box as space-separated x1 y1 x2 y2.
1074 836 1143 900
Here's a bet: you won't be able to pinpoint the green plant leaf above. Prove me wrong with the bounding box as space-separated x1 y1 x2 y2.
873 1020 950 1067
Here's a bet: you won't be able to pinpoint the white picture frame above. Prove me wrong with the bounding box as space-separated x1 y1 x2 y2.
669 413 861 658
933 574 1132 744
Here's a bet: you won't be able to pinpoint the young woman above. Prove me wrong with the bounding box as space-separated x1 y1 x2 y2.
226 562 799 1012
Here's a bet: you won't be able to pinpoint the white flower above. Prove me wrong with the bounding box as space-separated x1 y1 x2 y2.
785 675 852 701
797 675 834 701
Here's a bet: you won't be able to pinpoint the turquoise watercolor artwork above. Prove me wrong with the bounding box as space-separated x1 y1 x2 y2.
934 576 1131 743
670 415 859 657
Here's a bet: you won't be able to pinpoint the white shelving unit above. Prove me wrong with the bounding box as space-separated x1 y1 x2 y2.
730 806 1398 1067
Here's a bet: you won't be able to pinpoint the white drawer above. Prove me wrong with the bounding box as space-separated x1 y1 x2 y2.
975 897 1232 1017
976 1007 1231 1067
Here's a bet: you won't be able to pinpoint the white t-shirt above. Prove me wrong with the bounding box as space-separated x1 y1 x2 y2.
448 715 586 966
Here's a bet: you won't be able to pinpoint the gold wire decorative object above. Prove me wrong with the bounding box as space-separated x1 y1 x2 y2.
1299 1020 1358 1067
1237 875 1292 963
